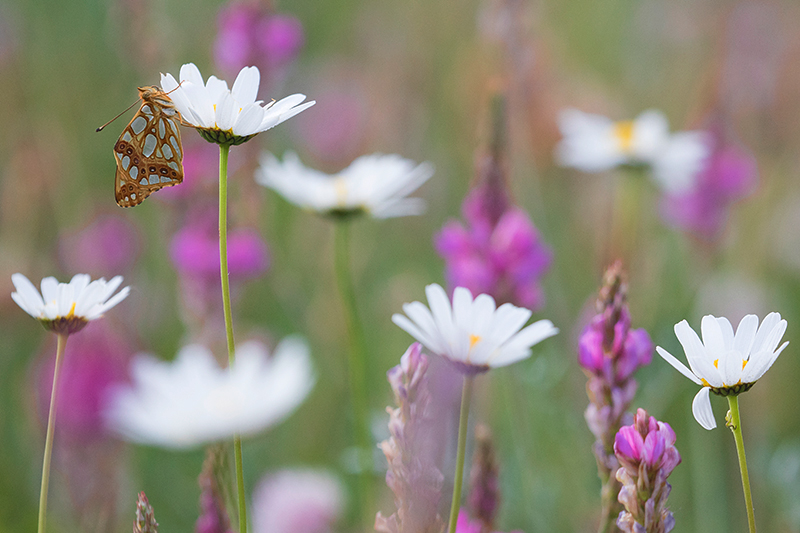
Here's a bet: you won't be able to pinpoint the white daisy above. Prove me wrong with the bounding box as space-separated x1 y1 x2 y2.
656 313 788 430
160 63 314 145
105 337 314 448
256 151 434 218
11 273 130 334
555 108 709 194
391 284 558 371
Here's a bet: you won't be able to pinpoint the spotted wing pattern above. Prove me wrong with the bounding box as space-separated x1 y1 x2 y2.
114 86 184 207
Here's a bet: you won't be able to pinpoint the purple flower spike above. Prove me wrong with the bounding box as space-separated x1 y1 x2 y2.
196 447 234 533
660 119 757 240
455 510 524 533
614 409 681 533
467 425 500 530
170 212 269 282
435 96 552 310
376 344 445 533
59 215 141 276
256 14 304 66
578 262 654 531
214 1 304 92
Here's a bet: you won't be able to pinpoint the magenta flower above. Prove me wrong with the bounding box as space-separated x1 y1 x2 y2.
436 186 552 310
578 262 653 531
614 409 681 532
214 1 304 89
36 321 131 441
660 121 757 240
196 448 234 533
157 142 219 201
578 308 653 384
59 215 141 276
455 511 522 533
252 469 344 533
170 211 269 281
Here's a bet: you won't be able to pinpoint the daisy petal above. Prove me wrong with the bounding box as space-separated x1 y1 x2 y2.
691 387 716 430
231 66 260 105
656 346 702 384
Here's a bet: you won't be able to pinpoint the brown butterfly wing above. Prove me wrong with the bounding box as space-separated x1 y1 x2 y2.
114 90 184 208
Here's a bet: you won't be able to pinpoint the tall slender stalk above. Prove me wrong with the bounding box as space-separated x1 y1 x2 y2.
38 333 68 533
448 375 474 533
727 395 757 533
332 220 372 527
218 143 247 533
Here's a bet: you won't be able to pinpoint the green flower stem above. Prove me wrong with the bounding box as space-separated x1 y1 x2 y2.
38 333 68 533
727 395 757 533
218 143 247 533
332 220 372 527
448 375 474 533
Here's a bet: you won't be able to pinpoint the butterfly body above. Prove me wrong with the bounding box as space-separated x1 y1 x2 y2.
113 86 184 207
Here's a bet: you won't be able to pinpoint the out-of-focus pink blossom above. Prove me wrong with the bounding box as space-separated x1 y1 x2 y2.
36 321 132 441
256 15 304 66
660 122 757 240
157 142 219 202
291 69 368 167
437 95 551 310
196 447 233 533
251 469 344 533
455 510 522 533
467 425 500 530
436 176 552 311
59 215 141 276
614 409 680 533
214 1 304 89
170 210 269 281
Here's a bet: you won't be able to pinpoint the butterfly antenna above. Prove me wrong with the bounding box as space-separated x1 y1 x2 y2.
162 78 186 96
95 97 142 132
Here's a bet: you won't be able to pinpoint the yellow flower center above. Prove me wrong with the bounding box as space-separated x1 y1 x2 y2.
469 334 481 348
613 120 636 154
334 176 348 207
66 302 76 319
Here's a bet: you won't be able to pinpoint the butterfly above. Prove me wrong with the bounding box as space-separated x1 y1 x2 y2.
99 86 184 207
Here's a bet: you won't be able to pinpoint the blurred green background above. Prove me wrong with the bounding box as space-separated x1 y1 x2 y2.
1 0 799 532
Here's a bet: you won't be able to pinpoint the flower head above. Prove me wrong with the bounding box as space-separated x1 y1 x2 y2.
555 108 709 194
160 63 314 145
36 321 131 441
214 3 304 79
660 121 758 240
59 215 141 276
134 492 159 533
256 151 434 219
436 104 552 310
392 284 558 373
376 343 445 533
656 313 788 430
12 273 130 335
252 469 345 533
105 337 314 448
613 409 680 533
171 212 269 281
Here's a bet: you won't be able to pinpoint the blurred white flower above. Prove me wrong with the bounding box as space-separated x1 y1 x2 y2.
161 63 314 145
656 313 788 430
252 469 345 533
255 151 434 218
555 108 709 194
392 284 558 372
11 273 129 334
105 338 314 448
